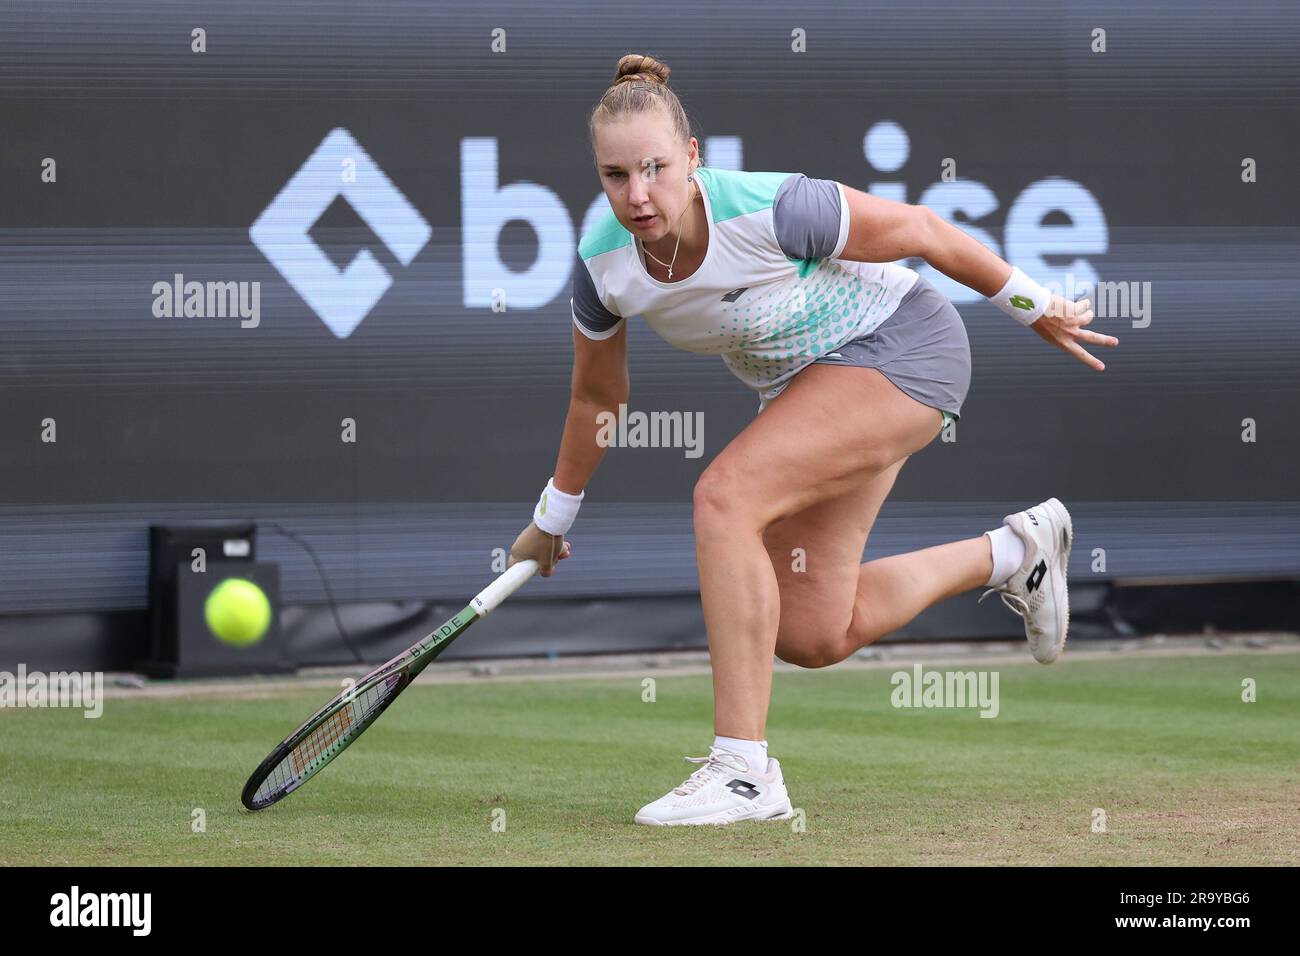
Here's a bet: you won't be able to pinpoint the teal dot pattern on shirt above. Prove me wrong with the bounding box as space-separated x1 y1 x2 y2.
718 259 893 390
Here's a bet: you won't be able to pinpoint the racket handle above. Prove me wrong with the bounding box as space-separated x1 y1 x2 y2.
471 559 539 617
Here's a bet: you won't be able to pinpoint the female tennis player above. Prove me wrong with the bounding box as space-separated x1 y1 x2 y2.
509 54 1117 826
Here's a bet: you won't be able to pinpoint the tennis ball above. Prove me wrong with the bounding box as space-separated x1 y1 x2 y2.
204 577 272 647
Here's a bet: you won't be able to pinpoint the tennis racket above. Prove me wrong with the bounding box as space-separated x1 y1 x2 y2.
241 558 539 811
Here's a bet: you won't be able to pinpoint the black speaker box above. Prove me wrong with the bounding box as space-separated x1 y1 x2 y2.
142 523 293 677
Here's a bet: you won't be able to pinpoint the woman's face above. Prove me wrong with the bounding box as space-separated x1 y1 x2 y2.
593 113 697 242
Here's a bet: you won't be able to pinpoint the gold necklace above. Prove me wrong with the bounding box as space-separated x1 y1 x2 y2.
641 180 697 279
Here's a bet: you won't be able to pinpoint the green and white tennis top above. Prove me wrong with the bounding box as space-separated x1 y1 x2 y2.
571 166 920 404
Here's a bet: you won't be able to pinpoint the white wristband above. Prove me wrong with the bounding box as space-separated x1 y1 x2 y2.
533 477 584 536
989 267 1053 326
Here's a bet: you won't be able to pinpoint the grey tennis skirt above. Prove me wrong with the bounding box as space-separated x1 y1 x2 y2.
759 275 971 426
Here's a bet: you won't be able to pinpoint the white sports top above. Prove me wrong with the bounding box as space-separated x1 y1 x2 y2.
571 167 919 406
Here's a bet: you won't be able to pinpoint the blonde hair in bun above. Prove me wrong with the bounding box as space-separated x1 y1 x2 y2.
590 54 698 165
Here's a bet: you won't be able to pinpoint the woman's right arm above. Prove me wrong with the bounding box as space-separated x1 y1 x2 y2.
555 320 629 494
508 320 629 577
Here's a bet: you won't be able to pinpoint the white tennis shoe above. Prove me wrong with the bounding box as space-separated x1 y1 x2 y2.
979 497 1073 664
634 747 794 826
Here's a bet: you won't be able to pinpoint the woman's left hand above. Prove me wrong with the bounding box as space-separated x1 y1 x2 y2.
1030 295 1118 371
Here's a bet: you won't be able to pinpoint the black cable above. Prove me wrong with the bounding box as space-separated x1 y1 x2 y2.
264 523 365 664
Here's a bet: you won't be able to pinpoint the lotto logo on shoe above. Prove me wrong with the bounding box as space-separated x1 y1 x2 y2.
1025 560 1047 592
726 779 761 800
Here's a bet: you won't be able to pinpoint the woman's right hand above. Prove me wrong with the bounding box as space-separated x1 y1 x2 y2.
507 521 572 578
1030 295 1117 371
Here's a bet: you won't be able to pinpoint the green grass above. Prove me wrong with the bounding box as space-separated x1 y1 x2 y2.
1 652 1297 865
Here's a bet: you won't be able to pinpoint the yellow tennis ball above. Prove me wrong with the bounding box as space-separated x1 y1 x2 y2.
204 578 272 647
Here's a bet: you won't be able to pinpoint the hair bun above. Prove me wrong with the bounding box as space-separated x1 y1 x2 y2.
613 54 670 87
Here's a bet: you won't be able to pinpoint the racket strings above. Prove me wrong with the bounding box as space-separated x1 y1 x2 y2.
251 672 403 808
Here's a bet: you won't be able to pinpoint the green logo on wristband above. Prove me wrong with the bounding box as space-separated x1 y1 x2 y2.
539 492 547 516
1009 294 1036 311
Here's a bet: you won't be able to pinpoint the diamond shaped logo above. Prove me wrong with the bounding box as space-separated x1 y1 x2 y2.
250 128 432 338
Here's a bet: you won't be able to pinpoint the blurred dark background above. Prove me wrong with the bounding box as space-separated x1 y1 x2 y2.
1 0 1296 668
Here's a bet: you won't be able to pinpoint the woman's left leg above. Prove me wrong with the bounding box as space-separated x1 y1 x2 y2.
692 363 943 741
634 363 995 825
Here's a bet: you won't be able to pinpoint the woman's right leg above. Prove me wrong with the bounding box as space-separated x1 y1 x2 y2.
765 461 996 668
762 457 905 667
846 538 996 651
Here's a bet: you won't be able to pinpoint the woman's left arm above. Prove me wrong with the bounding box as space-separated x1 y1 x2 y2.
837 184 1118 371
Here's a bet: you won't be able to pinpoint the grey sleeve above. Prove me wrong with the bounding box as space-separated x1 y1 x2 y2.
772 174 850 261
571 253 625 340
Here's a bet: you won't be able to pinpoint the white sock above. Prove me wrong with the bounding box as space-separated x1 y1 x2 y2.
985 525 1026 587
713 735 769 774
